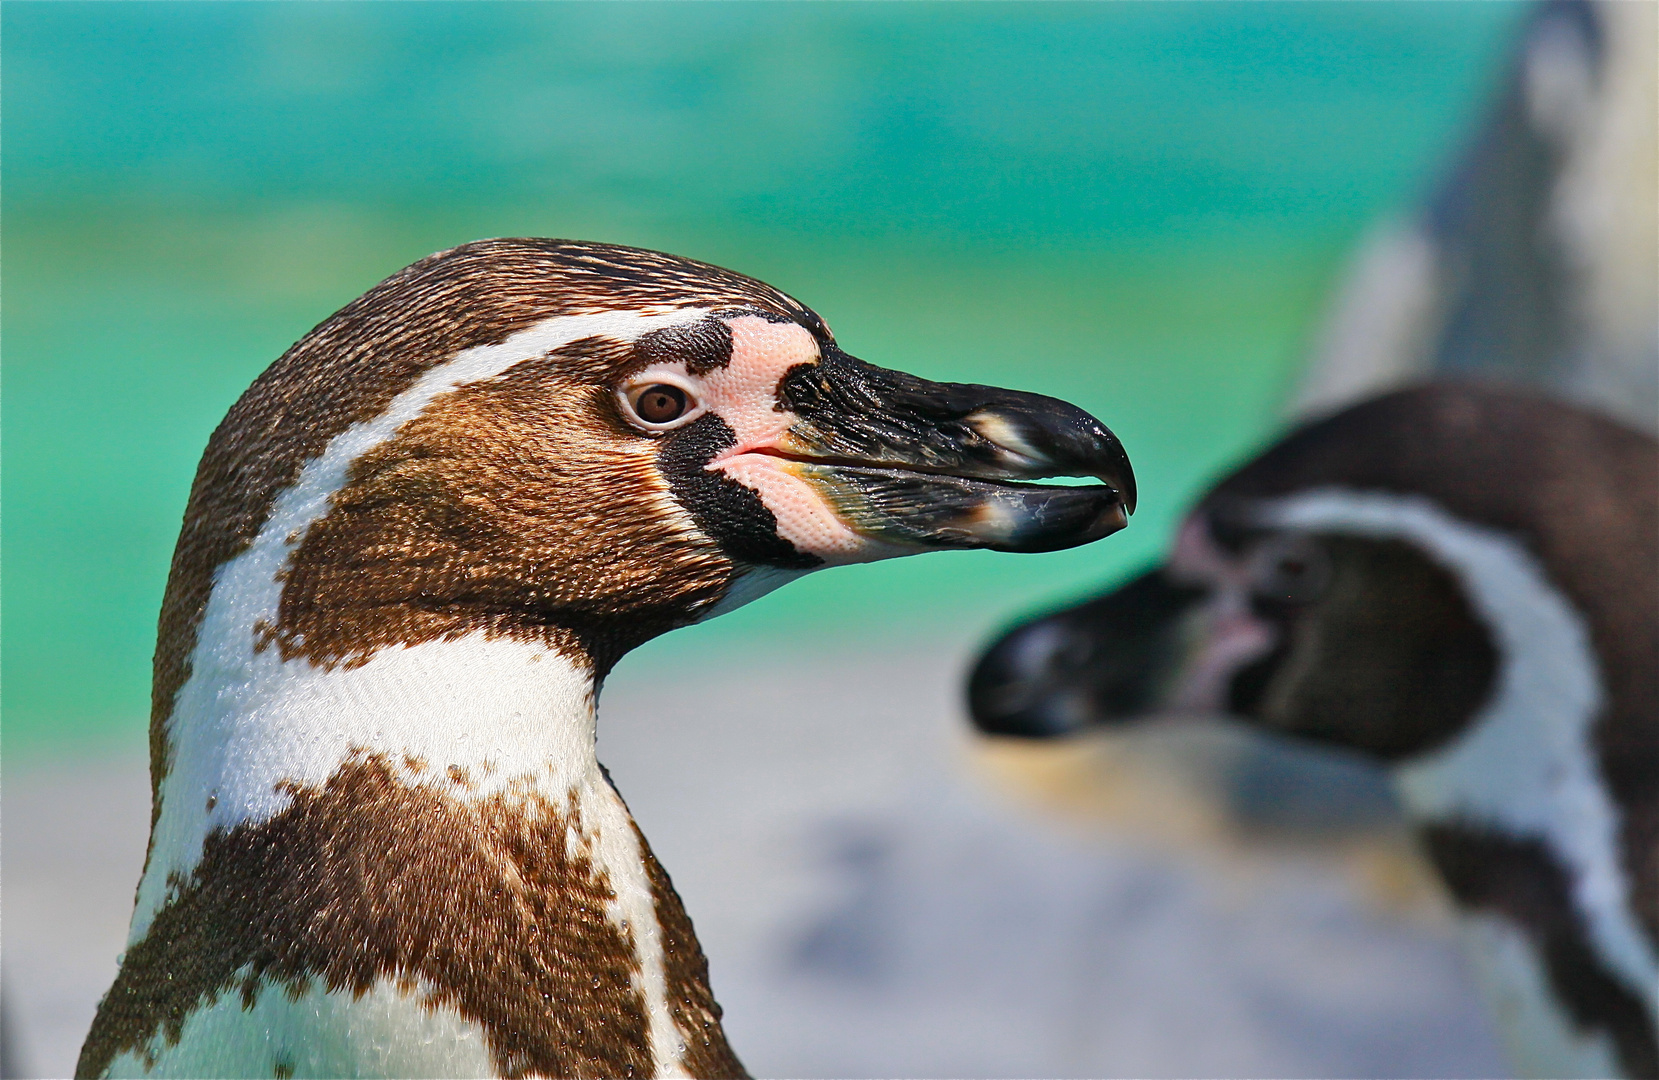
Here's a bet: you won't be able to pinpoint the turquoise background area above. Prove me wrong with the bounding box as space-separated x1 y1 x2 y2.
3 2 1526 752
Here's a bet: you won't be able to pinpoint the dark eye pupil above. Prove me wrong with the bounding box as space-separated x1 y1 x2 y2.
636 384 688 424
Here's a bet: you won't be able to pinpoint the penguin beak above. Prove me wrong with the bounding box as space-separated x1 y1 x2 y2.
967 569 1204 738
714 343 1135 560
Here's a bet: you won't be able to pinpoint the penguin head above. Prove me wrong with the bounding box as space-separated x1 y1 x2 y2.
968 505 1497 760
196 239 1134 679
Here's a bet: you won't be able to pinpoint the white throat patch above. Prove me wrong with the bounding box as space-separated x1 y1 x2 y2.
1262 488 1659 1017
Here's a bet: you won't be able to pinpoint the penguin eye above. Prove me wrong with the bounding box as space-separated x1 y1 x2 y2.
635 384 688 423
619 378 703 431
1250 535 1330 605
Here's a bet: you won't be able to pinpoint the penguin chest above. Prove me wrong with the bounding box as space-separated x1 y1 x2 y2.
87 743 691 1078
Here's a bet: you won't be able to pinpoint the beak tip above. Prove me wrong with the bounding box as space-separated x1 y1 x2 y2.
1115 473 1136 517
1104 465 1136 519
1109 439 1136 517
1072 413 1134 517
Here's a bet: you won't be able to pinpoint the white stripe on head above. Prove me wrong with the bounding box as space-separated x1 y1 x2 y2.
199 307 713 705
1260 488 1659 1014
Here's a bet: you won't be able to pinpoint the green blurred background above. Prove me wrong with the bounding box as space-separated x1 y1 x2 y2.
3 1 1527 755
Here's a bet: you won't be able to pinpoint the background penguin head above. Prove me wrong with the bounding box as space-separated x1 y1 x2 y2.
213 238 1135 678
968 383 1653 766
969 502 1499 761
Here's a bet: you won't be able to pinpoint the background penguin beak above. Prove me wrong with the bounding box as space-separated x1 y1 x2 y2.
769 346 1136 554
967 569 1204 737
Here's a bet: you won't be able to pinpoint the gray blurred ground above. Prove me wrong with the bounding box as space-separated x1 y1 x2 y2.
3 642 1508 1079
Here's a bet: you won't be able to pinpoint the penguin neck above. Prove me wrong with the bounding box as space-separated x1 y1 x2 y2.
110 630 733 1079
135 632 613 941
1266 490 1659 1014
1335 500 1659 1022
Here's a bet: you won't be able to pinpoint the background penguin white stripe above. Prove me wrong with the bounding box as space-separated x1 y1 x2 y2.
1265 488 1659 1016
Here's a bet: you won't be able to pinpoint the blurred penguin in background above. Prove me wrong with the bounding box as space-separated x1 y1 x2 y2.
968 3 1658 1077
1294 0 1656 432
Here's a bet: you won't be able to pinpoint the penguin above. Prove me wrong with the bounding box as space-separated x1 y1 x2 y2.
77 238 1135 1080
1294 0 1656 434
966 2 1655 1074
969 383 1656 1079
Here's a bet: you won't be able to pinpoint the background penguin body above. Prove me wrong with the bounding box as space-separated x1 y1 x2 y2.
968 1 1657 1074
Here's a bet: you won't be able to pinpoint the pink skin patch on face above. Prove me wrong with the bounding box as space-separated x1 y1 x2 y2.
702 317 900 564
698 316 812 450
1164 512 1279 713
